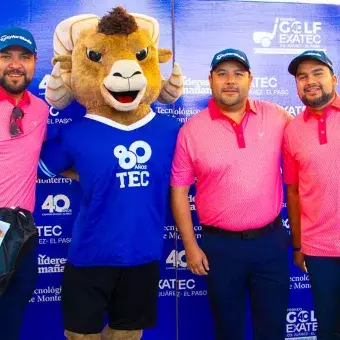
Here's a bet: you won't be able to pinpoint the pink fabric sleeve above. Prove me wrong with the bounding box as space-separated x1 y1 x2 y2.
282 128 298 184
170 127 195 187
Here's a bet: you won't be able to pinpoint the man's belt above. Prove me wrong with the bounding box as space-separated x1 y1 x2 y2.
201 214 282 239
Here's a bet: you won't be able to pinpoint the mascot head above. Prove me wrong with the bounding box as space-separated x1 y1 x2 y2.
46 7 183 124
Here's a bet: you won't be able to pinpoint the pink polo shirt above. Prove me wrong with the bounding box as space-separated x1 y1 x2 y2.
171 98 292 231
0 86 49 212
283 94 340 257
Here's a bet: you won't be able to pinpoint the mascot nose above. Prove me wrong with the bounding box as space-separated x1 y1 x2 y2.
112 71 142 78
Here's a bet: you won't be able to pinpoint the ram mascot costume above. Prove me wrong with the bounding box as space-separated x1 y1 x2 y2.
38 7 183 340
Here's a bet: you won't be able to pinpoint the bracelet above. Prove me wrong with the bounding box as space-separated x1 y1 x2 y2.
292 247 301 251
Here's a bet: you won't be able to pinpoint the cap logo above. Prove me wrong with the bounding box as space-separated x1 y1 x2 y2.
304 52 322 57
216 52 245 61
0 34 32 45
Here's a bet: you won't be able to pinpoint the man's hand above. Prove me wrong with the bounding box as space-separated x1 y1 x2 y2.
61 168 79 182
185 244 209 276
293 251 307 272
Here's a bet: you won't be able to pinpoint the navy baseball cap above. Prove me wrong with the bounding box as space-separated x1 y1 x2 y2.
210 48 250 72
288 50 333 76
0 27 37 54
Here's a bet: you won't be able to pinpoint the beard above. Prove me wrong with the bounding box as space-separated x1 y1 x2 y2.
0 70 32 94
219 89 243 107
220 96 241 107
300 86 335 109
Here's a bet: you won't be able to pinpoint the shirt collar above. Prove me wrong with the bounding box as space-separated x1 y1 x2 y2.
0 86 30 106
303 93 340 121
208 98 257 120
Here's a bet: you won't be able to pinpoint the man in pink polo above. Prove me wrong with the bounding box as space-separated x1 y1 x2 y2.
171 48 292 340
283 50 340 340
0 27 49 340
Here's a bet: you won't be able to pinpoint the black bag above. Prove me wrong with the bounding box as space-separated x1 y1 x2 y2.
0 207 38 297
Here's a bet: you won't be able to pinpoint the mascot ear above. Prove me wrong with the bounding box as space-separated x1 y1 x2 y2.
158 48 172 63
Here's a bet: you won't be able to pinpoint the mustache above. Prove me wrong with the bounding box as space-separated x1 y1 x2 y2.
222 87 239 92
304 85 322 91
4 70 26 76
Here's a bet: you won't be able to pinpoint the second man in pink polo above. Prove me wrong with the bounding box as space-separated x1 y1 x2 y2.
283 50 340 340
170 48 292 340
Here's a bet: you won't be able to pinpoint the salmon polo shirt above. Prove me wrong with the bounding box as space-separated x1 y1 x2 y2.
171 98 292 231
0 86 49 212
283 94 340 257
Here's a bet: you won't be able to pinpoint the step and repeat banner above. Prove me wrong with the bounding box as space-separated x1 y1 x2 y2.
1 0 339 339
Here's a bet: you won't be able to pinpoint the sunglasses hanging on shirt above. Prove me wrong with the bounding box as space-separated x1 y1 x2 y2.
9 107 25 138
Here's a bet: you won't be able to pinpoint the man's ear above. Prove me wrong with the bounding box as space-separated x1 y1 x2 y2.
248 73 254 89
332 73 338 86
158 48 172 63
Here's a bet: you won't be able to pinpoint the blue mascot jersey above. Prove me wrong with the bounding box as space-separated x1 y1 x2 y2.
38 111 181 266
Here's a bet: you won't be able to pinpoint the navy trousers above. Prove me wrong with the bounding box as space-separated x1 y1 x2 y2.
305 255 340 340
0 244 38 340
202 224 290 340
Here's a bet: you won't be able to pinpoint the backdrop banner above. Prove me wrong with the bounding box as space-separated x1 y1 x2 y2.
1 1 338 339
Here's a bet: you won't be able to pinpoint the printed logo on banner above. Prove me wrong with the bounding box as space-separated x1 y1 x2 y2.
47 106 73 125
164 225 178 240
166 249 187 270
41 194 72 216
253 18 325 54
37 254 67 274
290 274 311 290
29 286 62 303
159 278 207 298
163 224 201 241
282 218 290 233
284 105 306 117
153 105 200 123
158 278 207 297
188 194 196 211
249 76 289 97
286 308 317 339
37 177 73 185
38 74 51 96
183 76 211 95
183 75 290 98
36 225 71 245
114 141 151 189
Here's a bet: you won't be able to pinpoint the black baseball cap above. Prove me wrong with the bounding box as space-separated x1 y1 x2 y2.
288 50 333 76
210 48 250 72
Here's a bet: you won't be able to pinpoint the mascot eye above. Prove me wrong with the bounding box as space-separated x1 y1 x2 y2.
136 47 148 61
86 49 102 63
